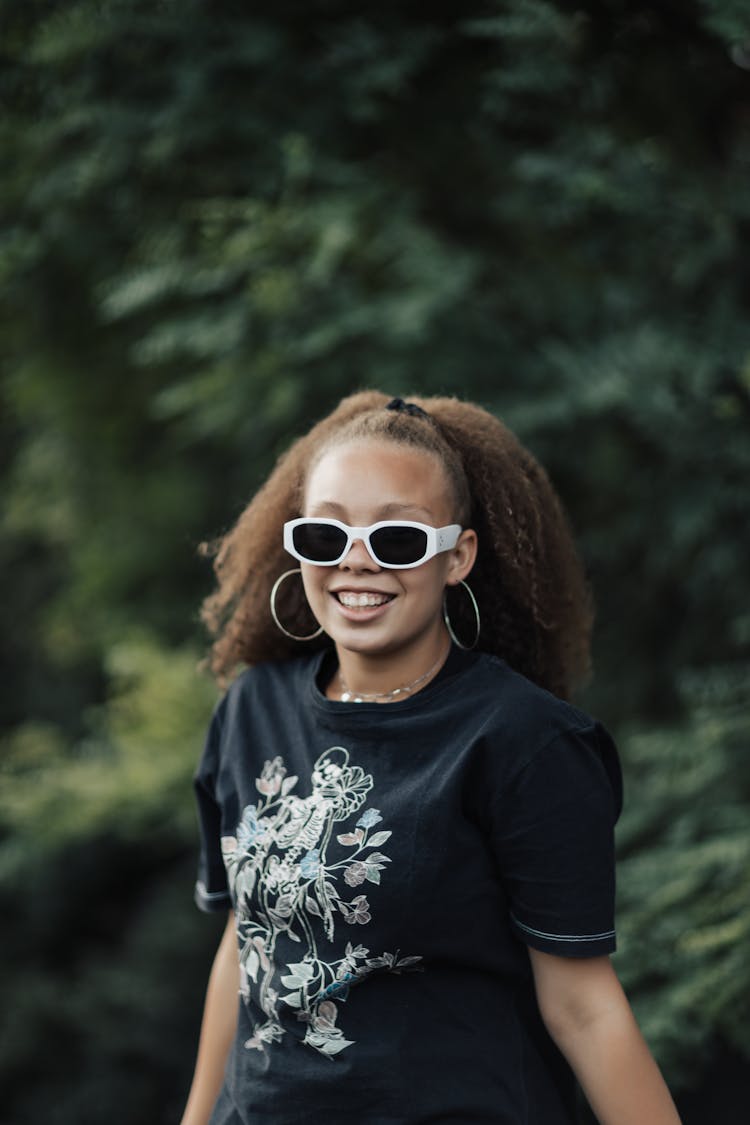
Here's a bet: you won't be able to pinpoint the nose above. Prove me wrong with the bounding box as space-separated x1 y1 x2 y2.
339 536 380 570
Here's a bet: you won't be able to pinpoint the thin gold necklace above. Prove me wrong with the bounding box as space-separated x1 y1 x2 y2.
337 647 449 703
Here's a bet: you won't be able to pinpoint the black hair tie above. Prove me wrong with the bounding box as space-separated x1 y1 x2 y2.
385 397 430 419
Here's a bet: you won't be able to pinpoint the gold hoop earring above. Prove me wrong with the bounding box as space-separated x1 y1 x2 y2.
443 580 480 650
270 568 324 641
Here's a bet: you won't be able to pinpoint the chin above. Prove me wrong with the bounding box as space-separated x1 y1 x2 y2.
335 631 417 661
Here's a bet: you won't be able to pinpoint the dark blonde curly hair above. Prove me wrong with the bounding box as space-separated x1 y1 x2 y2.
200 390 593 700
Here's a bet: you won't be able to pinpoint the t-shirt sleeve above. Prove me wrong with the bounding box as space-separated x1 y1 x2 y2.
492 719 623 958
193 702 233 914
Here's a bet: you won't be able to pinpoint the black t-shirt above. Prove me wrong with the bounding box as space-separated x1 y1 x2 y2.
193 646 622 1124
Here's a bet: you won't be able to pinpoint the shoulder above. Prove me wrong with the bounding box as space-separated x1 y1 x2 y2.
224 651 317 702
469 651 599 746
209 652 318 736
465 653 622 814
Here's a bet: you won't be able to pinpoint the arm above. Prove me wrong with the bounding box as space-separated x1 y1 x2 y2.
180 911 240 1125
529 949 682 1125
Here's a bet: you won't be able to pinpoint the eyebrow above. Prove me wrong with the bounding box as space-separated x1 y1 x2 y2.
309 500 436 519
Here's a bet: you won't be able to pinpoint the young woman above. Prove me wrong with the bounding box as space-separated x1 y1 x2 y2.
181 391 681 1125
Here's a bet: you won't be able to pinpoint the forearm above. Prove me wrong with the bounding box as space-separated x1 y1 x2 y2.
529 950 681 1125
181 913 240 1125
550 993 681 1125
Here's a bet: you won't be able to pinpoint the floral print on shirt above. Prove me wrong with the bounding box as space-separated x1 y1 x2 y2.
221 747 422 1059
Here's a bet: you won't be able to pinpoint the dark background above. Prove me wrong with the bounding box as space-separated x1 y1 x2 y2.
1 1 749 1121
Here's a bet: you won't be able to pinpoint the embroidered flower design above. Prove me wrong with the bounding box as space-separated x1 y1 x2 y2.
299 848 320 879
245 1020 284 1052
311 752 373 820
341 894 371 924
237 805 269 849
343 861 368 887
303 1000 353 1056
256 756 286 796
221 746 422 1059
357 808 383 829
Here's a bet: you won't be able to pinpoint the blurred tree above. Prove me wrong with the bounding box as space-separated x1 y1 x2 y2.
616 666 750 1084
2 0 748 725
0 637 222 1124
1 0 749 1120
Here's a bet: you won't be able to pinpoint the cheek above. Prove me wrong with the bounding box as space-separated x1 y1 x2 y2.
405 561 449 600
300 566 325 605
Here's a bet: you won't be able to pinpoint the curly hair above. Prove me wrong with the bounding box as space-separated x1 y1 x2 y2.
200 390 594 700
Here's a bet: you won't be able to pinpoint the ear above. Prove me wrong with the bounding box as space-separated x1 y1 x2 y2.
445 528 478 586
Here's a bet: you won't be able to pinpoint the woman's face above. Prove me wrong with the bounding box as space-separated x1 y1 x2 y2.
300 440 477 663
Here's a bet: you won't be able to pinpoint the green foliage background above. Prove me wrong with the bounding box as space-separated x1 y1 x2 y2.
1 1 749 1121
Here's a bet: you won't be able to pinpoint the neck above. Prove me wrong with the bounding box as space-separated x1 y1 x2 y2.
330 626 451 703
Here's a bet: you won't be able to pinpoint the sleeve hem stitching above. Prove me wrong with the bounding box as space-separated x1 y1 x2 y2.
511 912 615 942
195 880 231 903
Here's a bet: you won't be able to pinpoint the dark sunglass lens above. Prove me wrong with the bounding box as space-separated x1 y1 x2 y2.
370 525 427 565
293 523 347 562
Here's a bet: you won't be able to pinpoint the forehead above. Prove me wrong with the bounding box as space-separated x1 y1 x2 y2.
304 439 453 520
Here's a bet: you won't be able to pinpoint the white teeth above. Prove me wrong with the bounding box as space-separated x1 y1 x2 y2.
338 593 391 608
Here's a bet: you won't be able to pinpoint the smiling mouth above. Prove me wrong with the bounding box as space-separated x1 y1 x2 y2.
333 592 396 608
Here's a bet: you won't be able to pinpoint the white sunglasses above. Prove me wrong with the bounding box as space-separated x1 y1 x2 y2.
283 518 462 569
